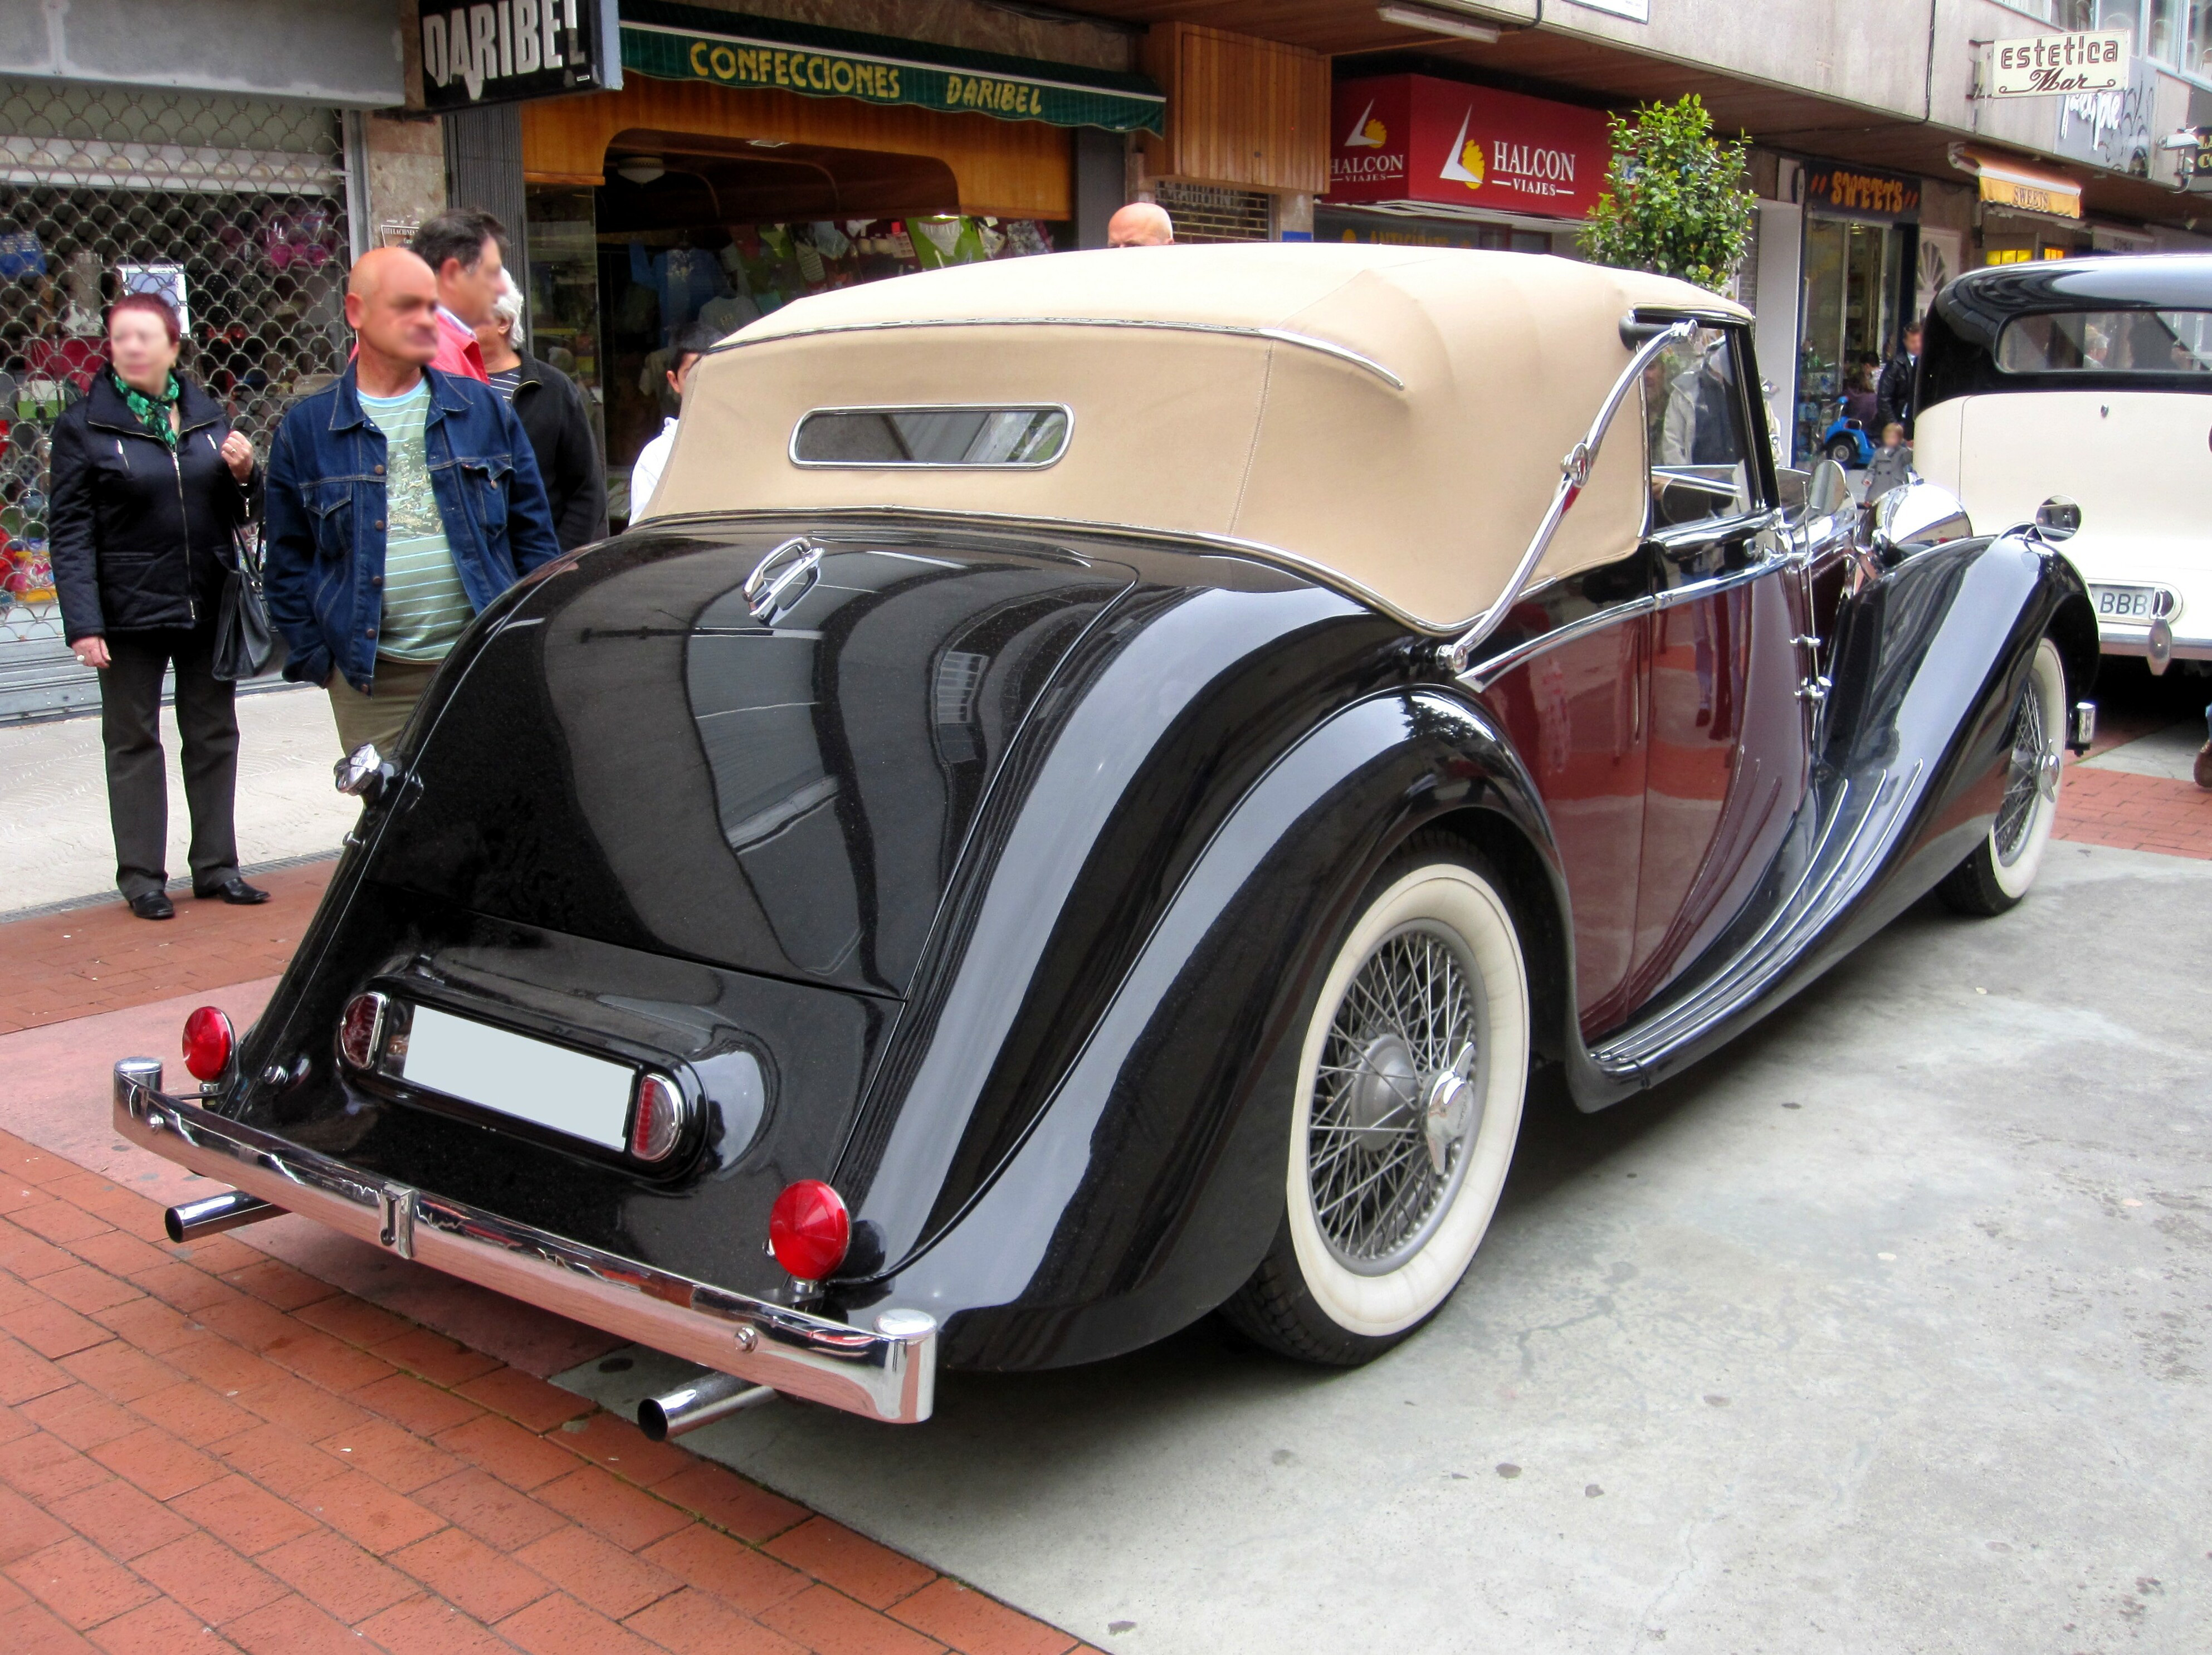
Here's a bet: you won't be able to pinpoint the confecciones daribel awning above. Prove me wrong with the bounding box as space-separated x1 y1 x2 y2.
618 1 1166 134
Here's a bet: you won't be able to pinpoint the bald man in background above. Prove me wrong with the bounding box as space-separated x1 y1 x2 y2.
263 247 560 755
1107 201 1175 247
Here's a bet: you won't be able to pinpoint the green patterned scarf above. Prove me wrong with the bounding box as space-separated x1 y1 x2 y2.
112 369 181 449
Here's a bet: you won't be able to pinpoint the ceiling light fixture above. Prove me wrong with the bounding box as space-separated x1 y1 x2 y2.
616 156 666 184
1375 3 1503 43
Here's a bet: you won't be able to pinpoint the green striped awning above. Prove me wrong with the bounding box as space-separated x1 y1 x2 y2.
618 2 1165 134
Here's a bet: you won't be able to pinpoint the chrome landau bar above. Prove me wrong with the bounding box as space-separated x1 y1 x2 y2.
1442 316 1699 676
113 1058 937 1424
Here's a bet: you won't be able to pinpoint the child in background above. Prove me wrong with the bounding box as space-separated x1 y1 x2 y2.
1864 420 1912 505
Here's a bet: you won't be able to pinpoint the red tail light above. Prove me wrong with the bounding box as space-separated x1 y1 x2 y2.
337 992 387 1070
768 1179 850 1283
629 1073 684 1163
182 1006 235 1082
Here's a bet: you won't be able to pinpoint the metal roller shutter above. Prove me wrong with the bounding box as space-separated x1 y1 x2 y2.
0 77 350 721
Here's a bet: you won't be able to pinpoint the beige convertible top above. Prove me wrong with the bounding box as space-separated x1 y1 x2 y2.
645 243 1746 631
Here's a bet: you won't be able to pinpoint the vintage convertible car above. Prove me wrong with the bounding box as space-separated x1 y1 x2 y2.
115 246 2097 1430
1913 253 2212 671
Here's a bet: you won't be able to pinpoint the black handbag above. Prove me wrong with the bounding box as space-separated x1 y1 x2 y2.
212 521 286 682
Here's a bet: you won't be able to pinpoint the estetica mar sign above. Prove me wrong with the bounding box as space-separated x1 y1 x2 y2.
1327 75 1610 219
1988 30 2130 97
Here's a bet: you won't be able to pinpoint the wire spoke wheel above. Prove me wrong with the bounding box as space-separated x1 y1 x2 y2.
1994 668 2054 868
1307 924 1482 1273
1225 839 1531 1365
1939 636 2067 916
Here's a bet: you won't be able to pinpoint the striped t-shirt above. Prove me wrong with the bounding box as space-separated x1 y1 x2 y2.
358 382 473 663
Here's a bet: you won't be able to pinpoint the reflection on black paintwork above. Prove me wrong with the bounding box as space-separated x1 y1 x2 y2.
384 534 1131 997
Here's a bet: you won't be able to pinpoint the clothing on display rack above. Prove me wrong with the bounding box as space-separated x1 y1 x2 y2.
628 242 727 346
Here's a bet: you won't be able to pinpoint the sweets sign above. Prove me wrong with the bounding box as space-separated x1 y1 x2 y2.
1803 162 1920 223
1988 30 2131 97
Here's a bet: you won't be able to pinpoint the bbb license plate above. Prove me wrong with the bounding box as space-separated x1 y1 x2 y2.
397 1005 634 1149
2092 584 2160 622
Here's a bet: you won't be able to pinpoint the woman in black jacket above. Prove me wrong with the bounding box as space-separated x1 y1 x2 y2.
48 293 267 920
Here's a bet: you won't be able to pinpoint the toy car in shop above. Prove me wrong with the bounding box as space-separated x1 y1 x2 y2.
116 245 2096 1429
1913 252 2212 673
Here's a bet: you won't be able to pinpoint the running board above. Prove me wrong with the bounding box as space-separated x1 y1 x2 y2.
1588 761 1925 1082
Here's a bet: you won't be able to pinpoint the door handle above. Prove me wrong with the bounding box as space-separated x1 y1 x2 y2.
1630 624 1647 744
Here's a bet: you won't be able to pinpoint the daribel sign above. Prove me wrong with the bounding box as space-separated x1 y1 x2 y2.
420 0 620 112
1988 30 2130 97
1328 75 1610 219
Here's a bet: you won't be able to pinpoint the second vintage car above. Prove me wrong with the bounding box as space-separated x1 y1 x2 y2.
115 245 2095 1428
1913 252 2212 672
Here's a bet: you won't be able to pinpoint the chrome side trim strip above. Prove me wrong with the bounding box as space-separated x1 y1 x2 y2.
1457 593 1655 692
716 318 1406 390
112 1063 937 1425
1649 555 1782 614
1462 527 1791 690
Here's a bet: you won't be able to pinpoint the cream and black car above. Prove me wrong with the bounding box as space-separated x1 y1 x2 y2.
118 246 2093 1430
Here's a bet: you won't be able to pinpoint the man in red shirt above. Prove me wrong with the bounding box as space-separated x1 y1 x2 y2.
405 208 510 384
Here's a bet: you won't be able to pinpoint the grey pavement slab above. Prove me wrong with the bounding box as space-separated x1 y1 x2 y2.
559 842 2211 1654
2083 718 2202 782
0 685 354 914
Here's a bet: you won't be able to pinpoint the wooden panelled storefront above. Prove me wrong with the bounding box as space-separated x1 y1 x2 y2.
1134 22 1326 243
1139 23 1328 198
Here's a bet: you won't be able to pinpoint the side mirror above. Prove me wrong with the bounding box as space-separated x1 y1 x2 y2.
1868 480 1973 563
1805 457 1851 518
2033 495 2082 542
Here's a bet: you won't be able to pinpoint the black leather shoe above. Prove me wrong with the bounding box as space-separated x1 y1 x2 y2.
194 877 270 906
128 890 175 920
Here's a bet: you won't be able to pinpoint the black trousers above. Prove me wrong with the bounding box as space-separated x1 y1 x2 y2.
98 625 241 899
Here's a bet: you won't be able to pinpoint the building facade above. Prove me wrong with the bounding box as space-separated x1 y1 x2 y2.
8 0 2212 718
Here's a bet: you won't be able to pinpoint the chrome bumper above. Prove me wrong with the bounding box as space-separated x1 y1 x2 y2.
2098 633 2212 662
113 1058 935 1423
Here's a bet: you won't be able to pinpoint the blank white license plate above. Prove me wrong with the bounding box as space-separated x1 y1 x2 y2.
2092 584 2160 621
398 1004 634 1150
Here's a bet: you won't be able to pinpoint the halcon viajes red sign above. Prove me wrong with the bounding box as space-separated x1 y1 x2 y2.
1327 75 1612 221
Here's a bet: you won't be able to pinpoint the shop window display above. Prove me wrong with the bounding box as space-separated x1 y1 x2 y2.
584 206 1061 524
1795 217 1906 466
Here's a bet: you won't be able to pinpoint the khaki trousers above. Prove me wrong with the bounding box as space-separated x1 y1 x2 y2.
326 657 441 758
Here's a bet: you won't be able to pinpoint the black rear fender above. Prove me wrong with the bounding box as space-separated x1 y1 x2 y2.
877 688 1562 1371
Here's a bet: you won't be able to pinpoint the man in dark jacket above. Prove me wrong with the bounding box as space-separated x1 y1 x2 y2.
476 277 607 549
1876 323 1922 436
263 247 560 757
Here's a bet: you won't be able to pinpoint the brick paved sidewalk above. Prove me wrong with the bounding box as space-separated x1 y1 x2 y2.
2055 761 2212 860
0 1127 1086 1655
2 862 335 1037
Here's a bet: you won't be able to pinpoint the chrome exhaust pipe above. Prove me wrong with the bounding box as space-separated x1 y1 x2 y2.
638 1370 777 1441
164 1189 284 1243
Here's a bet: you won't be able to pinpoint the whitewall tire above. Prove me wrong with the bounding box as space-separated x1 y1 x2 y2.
1224 836 1530 1364
1940 636 2067 917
